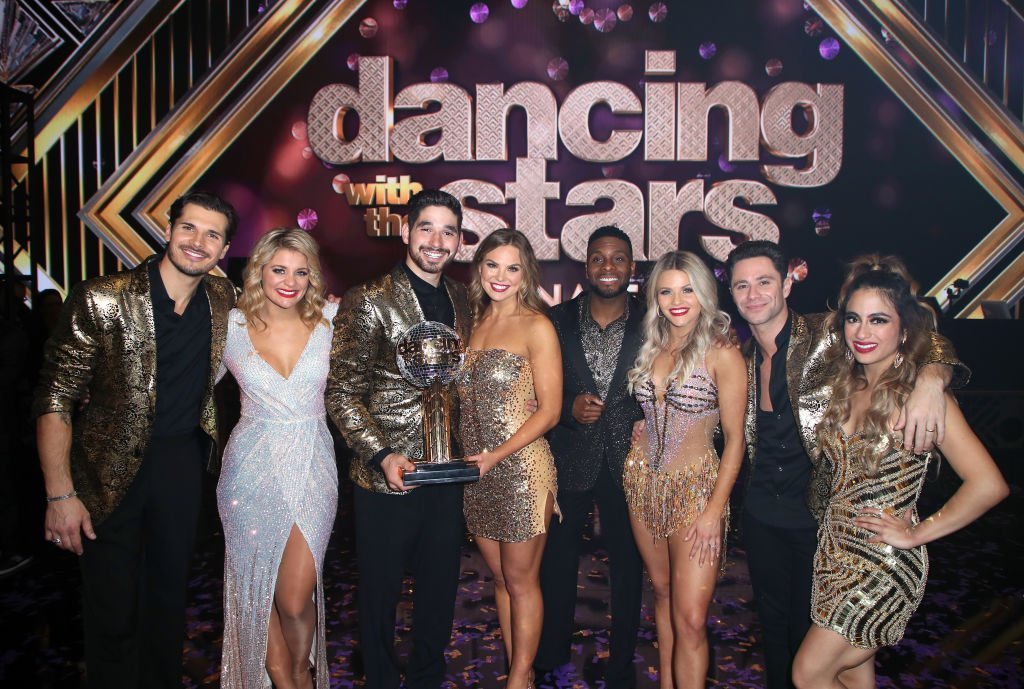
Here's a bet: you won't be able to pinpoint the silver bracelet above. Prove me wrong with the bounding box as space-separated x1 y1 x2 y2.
46 491 78 503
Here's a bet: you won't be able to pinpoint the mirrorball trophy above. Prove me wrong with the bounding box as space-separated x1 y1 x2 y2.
395 321 480 486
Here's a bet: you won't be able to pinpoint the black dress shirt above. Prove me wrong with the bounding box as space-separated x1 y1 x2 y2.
745 315 817 529
148 259 211 438
402 262 455 328
371 263 457 468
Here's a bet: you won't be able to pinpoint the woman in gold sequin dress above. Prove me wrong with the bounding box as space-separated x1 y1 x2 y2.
623 251 747 689
457 228 562 689
217 229 338 689
792 256 1007 689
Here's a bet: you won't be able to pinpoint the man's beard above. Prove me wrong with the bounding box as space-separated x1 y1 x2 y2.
589 279 630 299
409 247 451 274
167 244 215 276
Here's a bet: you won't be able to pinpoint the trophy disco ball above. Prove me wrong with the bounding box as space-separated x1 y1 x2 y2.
396 321 465 387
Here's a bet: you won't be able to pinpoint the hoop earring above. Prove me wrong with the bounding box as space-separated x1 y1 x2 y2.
845 348 854 363
893 350 904 369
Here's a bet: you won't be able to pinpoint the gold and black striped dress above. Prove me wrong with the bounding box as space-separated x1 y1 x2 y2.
811 429 930 648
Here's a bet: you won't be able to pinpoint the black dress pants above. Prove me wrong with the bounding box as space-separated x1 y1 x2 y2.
353 482 464 689
536 464 643 688
79 432 204 689
742 509 818 689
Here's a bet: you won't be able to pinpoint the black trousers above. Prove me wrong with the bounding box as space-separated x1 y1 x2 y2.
79 432 204 689
742 509 818 689
536 463 643 688
353 482 464 689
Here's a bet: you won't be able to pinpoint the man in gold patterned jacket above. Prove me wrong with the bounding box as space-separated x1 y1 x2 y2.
33 191 237 689
725 240 968 689
326 189 471 689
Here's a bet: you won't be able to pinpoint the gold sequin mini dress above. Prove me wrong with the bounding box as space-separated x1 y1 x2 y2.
457 348 560 542
811 429 930 648
623 365 723 540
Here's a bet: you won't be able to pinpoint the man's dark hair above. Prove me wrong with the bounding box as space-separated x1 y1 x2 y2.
169 190 239 243
407 189 463 230
725 240 788 283
587 225 633 258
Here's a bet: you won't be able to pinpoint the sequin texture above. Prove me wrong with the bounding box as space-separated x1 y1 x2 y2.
457 349 560 542
578 295 628 399
811 430 930 648
741 312 968 523
217 304 340 688
32 258 235 524
326 266 472 495
623 365 723 540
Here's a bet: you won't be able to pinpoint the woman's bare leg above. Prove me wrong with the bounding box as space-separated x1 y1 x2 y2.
629 513 673 689
265 524 317 689
666 529 719 689
792 625 878 689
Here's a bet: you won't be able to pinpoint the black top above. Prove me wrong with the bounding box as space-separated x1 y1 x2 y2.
371 262 457 468
402 262 455 328
148 259 211 438
546 293 646 491
745 315 817 529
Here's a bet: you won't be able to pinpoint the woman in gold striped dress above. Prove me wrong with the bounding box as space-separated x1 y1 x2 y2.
792 256 1008 688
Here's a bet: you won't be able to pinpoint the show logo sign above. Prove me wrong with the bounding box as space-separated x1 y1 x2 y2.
306 50 843 273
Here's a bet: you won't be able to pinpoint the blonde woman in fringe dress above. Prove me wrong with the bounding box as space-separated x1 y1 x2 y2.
791 256 1007 689
623 251 747 689
217 228 338 689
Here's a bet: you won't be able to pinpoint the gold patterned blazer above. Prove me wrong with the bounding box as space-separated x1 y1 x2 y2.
32 257 236 524
741 311 968 521
326 264 472 494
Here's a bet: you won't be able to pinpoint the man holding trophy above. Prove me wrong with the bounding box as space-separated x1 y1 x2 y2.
327 189 472 689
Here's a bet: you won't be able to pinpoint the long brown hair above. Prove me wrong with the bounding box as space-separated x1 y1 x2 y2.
816 255 938 475
236 228 328 331
468 228 547 321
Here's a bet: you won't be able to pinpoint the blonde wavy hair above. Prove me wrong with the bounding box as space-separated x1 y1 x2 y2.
816 255 938 476
468 228 547 321
236 228 328 331
627 251 731 392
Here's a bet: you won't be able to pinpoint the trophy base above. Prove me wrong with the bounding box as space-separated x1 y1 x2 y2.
403 460 480 486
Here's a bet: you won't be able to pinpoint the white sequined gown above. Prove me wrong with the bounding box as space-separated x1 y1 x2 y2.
217 303 339 689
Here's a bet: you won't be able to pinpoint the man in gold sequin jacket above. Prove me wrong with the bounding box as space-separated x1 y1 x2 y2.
725 240 968 689
326 189 471 689
33 191 237 689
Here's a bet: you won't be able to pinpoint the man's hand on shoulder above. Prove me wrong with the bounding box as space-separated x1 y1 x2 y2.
380 452 418 492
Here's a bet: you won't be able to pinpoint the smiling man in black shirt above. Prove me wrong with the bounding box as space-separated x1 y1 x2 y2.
725 241 966 689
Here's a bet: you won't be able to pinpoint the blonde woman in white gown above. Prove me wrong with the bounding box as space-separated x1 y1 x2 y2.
217 228 338 689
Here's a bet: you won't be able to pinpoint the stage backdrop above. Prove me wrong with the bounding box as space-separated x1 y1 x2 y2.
181 0 1012 318
10 0 1020 320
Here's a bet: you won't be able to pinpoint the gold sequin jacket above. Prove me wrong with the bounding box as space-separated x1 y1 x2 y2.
741 311 968 522
32 257 236 524
326 265 472 494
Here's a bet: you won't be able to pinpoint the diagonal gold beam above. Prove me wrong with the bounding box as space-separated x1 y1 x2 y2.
807 0 1024 318
137 0 368 237
28 0 183 166
860 0 1024 171
79 0 365 265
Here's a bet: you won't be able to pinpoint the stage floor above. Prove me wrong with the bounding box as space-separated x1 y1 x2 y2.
2 468 1021 689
